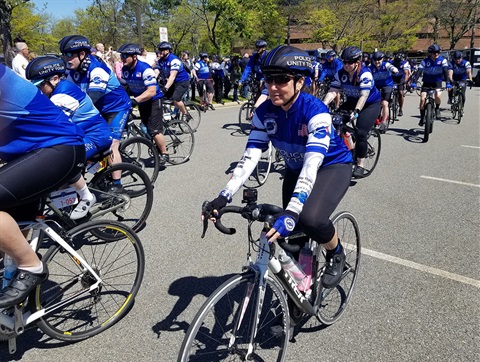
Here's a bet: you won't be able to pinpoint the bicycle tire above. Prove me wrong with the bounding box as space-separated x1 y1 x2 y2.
457 96 463 124
120 136 160 184
88 163 153 232
451 93 458 120
164 120 195 165
315 211 361 325
184 102 202 131
243 142 273 188
424 102 433 142
238 102 254 135
362 128 381 177
178 273 289 362
34 220 145 341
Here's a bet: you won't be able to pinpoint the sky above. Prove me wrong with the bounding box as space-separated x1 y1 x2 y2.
32 0 93 18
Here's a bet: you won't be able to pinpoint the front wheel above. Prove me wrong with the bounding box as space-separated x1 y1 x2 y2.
164 120 195 165
120 136 160 184
35 220 145 341
457 96 464 124
361 128 381 177
423 102 433 142
184 102 202 131
178 273 289 362
238 102 255 135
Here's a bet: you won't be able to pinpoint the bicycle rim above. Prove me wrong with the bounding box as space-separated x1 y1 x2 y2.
35 220 145 341
178 273 289 362
120 136 160 184
185 102 201 131
238 102 254 135
88 163 153 232
164 120 195 165
316 212 361 325
362 128 381 177
244 143 273 188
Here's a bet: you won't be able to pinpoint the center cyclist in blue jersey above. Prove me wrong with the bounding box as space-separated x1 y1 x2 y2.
206 45 353 291
59 35 131 192
118 43 169 165
318 50 344 108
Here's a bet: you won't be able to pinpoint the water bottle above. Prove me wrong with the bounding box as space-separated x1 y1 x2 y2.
278 249 309 292
298 245 313 292
163 110 172 121
2 254 17 288
140 123 148 135
343 132 354 150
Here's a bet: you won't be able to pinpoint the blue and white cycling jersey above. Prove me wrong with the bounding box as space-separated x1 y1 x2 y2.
319 58 343 82
452 59 472 82
194 60 211 80
156 53 190 83
50 80 113 158
418 56 449 83
66 54 131 114
391 59 411 82
369 61 398 88
240 51 267 83
331 66 382 105
0 64 84 162
122 60 164 101
247 92 353 171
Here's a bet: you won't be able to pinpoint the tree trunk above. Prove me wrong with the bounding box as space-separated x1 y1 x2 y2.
0 0 14 67
135 2 143 48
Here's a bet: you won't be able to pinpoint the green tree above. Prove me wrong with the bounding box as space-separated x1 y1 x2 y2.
0 0 30 65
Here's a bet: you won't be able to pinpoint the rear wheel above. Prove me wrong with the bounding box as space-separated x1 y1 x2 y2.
164 120 195 165
120 136 160 184
178 273 289 361
35 220 144 341
244 142 273 188
238 101 255 135
184 102 202 131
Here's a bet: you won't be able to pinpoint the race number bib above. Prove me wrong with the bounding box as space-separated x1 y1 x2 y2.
49 187 78 209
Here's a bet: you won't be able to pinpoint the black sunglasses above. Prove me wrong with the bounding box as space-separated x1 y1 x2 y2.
344 60 357 65
62 51 77 58
120 53 132 59
264 74 296 85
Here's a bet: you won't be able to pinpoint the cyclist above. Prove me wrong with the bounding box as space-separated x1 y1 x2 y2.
369 51 399 132
25 56 113 219
323 46 382 178
391 53 411 117
59 35 131 192
118 43 169 165
155 41 193 122
318 50 343 108
193 52 215 110
448 51 473 113
206 45 353 290
0 64 86 308
411 44 452 125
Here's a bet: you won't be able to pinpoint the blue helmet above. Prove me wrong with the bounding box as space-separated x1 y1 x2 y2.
453 51 463 59
118 43 141 55
157 41 172 50
26 56 66 86
373 51 385 61
325 50 336 58
428 44 441 53
341 46 362 62
59 35 91 53
255 39 267 48
261 45 313 77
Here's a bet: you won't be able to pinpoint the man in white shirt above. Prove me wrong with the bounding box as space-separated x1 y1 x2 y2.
12 42 29 78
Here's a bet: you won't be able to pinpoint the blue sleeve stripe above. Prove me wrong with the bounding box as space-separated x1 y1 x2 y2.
306 144 328 155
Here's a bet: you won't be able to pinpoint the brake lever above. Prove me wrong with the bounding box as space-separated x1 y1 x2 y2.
201 201 212 239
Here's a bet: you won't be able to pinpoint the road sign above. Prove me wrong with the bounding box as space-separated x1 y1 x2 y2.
159 27 168 42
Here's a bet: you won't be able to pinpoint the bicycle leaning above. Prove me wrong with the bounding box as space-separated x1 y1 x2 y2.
238 77 261 135
449 81 471 124
0 218 145 354
178 188 361 361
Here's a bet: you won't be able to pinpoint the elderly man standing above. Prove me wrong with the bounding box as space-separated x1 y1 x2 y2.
12 41 29 78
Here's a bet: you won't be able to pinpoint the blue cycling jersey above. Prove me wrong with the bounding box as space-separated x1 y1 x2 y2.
331 66 382 105
0 64 84 162
194 60 211 80
156 53 190 83
319 58 343 82
122 60 164 101
418 56 449 83
391 59 411 81
66 54 131 115
240 51 267 83
247 92 353 172
452 59 472 81
369 61 397 87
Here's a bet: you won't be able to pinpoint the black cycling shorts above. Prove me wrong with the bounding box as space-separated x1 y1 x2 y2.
0 144 86 220
380 86 392 102
165 80 190 102
138 99 164 136
421 81 443 92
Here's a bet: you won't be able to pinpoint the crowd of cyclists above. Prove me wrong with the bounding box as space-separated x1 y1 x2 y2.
0 34 474 321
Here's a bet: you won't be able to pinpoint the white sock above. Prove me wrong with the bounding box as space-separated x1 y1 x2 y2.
19 262 43 274
76 184 94 201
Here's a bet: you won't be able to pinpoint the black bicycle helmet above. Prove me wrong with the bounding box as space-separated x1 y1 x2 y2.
59 35 91 53
341 46 362 62
325 50 336 58
428 44 441 53
26 55 66 85
453 50 463 59
118 43 141 55
255 39 267 48
261 45 313 77
199 52 209 59
373 51 385 61
157 41 172 50
394 53 405 61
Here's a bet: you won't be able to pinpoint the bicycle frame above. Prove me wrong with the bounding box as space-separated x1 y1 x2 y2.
0 220 102 339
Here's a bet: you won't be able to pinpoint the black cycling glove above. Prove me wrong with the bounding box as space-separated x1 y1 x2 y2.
211 195 229 213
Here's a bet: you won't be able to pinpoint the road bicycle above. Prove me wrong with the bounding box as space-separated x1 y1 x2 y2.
450 82 465 124
51 150 154 233
197 79 215 112
0 219 144 354
238 77 261 135
315 78 331 100
178 189 360 361
123 109 195 166
162 98 202 131
332 110 382 178
388 84 400 126
420 87 445 143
